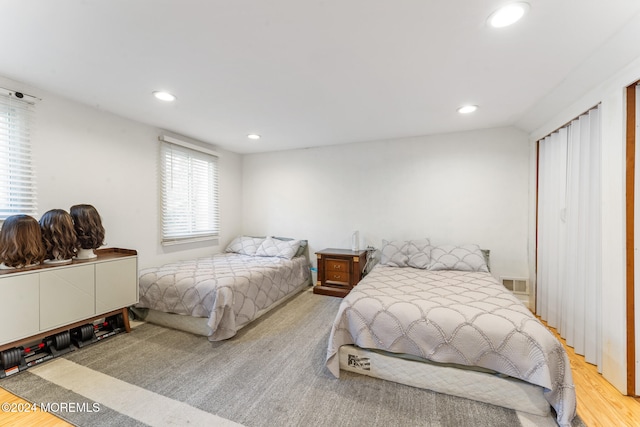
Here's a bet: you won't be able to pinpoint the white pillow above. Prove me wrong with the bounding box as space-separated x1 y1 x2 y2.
428 244 489 272
380 240 410 267
256 236 301 259
407 239 432 269
225 236 265 256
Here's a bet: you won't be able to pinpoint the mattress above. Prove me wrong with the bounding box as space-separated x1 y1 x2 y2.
135 252 310 340
326 264 576 427
339 345 550 416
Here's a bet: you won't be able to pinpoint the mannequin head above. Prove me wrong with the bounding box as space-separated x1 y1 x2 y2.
70 204 105 252
39 209 79 262
0 214 46 268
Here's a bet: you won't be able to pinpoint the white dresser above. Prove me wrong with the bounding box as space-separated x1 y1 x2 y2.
0 248 138 350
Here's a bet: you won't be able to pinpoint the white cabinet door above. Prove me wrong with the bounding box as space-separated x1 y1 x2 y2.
0 274 40 346
40 265 95 330
95 258 138 313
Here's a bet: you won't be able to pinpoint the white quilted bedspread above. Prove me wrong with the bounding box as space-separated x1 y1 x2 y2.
326 265 576 426
137 253 310 340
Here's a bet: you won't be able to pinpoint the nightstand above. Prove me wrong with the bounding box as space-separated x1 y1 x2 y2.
313 248 367 297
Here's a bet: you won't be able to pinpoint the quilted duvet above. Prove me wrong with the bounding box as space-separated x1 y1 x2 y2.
137 253 310 340
326 265 576 426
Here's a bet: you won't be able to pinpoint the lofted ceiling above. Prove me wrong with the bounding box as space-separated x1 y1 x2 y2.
2 0 640 154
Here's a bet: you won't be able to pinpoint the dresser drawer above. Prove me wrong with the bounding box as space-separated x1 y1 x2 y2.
325 271 349 284
326 259 350 273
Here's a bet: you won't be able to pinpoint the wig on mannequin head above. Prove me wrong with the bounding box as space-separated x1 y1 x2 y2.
0 214 46 268
39 209 79 263
70 204 105 259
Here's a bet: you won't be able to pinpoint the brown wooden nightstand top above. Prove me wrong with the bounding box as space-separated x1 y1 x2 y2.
316 248 367 257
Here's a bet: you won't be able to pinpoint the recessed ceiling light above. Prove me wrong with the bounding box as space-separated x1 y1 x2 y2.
247 134 261 140
153 91 176 102
457 105 478 114
488 2 530 28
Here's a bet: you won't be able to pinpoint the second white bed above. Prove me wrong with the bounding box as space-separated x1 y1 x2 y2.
326 263 576 426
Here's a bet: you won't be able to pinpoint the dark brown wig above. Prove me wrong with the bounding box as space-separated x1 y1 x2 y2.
39 209 79 260
0 214 46 268
70 204 105 250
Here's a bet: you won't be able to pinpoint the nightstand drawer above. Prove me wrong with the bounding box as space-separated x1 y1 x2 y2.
326 259 350 273
326 271 349 283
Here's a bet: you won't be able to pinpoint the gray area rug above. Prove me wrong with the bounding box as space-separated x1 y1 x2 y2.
1 288 584 426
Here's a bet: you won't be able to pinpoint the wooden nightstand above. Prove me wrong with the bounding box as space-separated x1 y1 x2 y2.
313 248 367 297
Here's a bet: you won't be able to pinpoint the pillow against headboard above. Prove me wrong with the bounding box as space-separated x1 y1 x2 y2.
427 244 489 272
226 235 307 258
380 238 431 267
274 236 307 258
380 240 410 267
225 236 265 256
406 238 432 269
256 236 302 259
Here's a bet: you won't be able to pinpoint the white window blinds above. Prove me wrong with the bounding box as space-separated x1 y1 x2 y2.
160 136 219 245
0 89 37 220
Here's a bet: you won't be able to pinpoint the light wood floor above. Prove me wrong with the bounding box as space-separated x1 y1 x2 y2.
544 322 640 427
1 326 640 426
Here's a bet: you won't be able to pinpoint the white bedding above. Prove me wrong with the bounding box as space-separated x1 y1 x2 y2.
326 265 576 426
136 253 310 340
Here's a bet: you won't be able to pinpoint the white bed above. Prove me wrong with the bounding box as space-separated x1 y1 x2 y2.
325 240 576 427
132 236 311 341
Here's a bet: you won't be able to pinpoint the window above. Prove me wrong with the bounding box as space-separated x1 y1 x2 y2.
160 135 219 245
0 89 37 220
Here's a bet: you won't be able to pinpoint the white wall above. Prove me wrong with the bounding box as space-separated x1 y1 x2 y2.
242 126 530 282
0 75 243 269
529 55 640 394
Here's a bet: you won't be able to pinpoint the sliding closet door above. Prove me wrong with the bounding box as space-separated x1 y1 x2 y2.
537 129 567 326
537 106 602 371
569 108 601 364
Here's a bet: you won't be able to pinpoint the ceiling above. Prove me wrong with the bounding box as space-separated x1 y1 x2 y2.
2 0 640 154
